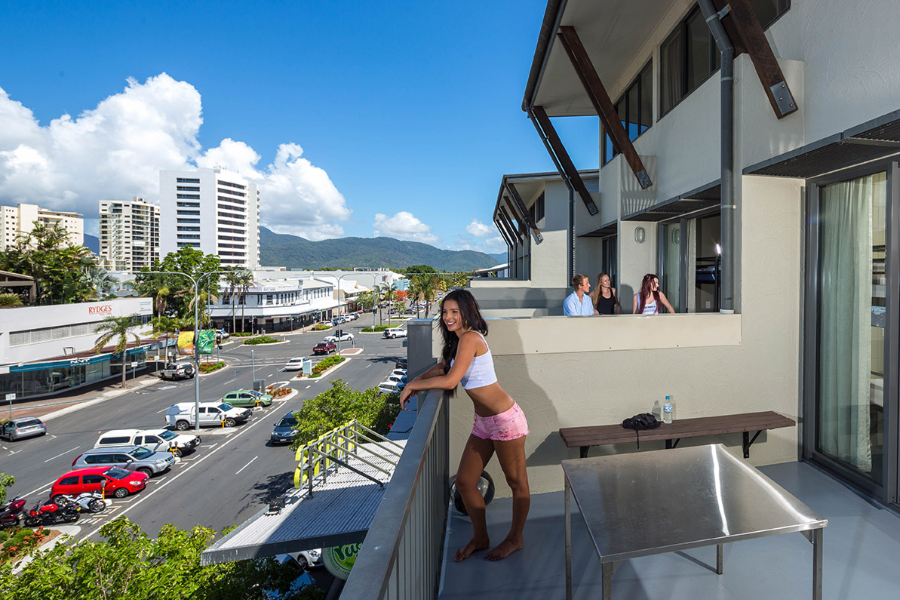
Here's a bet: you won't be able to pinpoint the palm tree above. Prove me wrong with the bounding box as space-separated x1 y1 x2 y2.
236 270 254 333
93 314 142 388
0 293 23 308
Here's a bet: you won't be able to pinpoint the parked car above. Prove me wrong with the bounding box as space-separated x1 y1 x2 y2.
324 332 354 343
390 368 407 378
386 373 408 386
270 412 298 445
159 362 195 380
165 402 251 430
51 466 148 500
94 428 200 457
222 389 273 408
284 357 311 372
312 341 336 355
378 381 403 395
0 417 46 441
346 313 359 321
72 446 176 477
395 358 408 370
383 327 407 339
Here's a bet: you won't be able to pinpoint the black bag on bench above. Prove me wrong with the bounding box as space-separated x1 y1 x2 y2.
622 413 660 448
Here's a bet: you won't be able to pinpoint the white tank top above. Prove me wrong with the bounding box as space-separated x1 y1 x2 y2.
450 332 498 390
635 294 659 314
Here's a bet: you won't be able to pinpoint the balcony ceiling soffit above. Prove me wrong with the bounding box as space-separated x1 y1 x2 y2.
533 0 670 117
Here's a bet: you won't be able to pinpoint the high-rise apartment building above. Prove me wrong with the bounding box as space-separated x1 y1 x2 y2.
0 203 83 250
98 197 160 272
159 168 260 268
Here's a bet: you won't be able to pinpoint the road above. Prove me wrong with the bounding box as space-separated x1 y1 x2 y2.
0 317 410 539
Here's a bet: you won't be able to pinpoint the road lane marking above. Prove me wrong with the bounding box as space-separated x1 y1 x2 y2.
25 481 57 497
365 364 372 368
43 446 80 463
305 385 311 389
235 456 258 475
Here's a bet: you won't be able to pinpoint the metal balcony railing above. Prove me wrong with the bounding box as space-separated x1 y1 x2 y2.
342 389 450 599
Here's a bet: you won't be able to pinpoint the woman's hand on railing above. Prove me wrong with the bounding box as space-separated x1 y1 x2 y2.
399 385 418 410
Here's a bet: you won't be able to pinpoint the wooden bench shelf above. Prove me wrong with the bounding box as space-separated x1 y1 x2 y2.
559 411 795 459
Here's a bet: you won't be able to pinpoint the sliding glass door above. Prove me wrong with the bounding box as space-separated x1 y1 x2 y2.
806 166 898 504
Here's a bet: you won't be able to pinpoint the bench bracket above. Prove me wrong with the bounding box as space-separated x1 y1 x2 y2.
742 430 762 458
665 439 681 450
579 446 590 459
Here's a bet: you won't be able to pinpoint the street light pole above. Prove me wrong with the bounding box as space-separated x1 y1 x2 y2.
141 269 231 432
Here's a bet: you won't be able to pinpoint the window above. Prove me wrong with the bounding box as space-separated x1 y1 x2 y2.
660 1 789 117
82 475 104 485
178 226 200 232
177 202 200 208
177 186 200 192
58 476 79 486
177 178 200 183
177 194 200 199
603 61 653 165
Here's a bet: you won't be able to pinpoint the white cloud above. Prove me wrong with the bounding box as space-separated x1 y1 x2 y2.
0 74 350 241
373 211 440 245
452 233 507 255
465 219 492 238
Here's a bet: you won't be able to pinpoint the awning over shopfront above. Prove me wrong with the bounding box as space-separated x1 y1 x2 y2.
745 110 900 179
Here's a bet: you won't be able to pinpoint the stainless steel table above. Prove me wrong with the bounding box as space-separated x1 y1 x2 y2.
563 444 827 599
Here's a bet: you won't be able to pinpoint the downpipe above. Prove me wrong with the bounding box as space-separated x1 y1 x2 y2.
699 0 735 313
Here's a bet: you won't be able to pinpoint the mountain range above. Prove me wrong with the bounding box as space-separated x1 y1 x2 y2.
259 227 505 271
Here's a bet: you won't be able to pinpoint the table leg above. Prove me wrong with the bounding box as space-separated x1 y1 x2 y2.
812 528 823 600
716 544 724 575
565 477 572 600
602 562 613 600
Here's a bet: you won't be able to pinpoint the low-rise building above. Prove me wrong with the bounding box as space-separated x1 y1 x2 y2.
0 297 153 399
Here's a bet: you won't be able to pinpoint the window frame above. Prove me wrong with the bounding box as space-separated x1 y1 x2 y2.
602 60 653 166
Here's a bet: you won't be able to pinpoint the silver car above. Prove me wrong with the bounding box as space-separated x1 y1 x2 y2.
0 417 46 441
72 446 175 477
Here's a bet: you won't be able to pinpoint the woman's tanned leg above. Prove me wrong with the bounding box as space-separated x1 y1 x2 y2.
454 434 495 561
486 435 529 560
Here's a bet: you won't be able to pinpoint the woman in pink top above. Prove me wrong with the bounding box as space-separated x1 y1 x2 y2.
400 289 530 562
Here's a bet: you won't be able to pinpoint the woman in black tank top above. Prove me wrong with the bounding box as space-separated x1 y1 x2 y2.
593 273 620 315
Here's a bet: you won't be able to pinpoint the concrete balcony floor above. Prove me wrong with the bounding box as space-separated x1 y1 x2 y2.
440 460 900 599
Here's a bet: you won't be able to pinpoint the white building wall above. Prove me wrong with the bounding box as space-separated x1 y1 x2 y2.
0 298 153 366
0 203 83 250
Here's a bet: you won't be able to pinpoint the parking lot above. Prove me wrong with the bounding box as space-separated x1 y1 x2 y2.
1 316 411 539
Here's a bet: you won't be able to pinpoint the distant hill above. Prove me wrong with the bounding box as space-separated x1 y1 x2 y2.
84 234 99 254
489 252 507 264
259 227 503 271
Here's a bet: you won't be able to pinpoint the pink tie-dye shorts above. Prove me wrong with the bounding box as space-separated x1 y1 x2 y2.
472 402 529 441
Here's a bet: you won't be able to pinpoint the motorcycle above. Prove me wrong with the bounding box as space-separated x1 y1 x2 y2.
54 492 106 514
0 496 27 530
23 499 80 526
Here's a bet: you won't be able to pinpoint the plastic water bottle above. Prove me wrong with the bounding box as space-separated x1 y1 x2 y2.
663 396 673 424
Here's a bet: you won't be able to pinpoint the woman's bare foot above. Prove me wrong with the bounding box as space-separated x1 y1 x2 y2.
454 536 490 562
485 538 523 561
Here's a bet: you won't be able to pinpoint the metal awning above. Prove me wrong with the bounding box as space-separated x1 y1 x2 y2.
201 440 406 565
745 110 900 179
622 181 720 222
579 220 618 238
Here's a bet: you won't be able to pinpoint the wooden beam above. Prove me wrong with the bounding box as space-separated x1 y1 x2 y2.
496 207 519 243
532 106 599 216
557 26 653 189
494 219 513 248
712 0 797 119
506 183 544 244
500 205 524 239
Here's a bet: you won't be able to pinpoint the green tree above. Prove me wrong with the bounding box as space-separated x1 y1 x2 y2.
133 247 223 320
0 293 23 308
93 315 142 388
0 473 13 507
289 380 400 450
404 264 437 274
0 516 324 599
0 223 96 305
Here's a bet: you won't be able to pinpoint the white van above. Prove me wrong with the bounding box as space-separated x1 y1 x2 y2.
165 402 251 431
383 327 407 339
94 428 201 457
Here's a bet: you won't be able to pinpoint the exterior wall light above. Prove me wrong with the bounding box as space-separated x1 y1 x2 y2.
673 229 680 245
634 227 646 244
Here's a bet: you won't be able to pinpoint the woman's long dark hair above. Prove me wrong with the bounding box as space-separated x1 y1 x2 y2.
638 273 661 313
439 289 488 375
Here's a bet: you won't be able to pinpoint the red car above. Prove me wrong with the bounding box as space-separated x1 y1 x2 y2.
312 341 336 355
50 466 149 500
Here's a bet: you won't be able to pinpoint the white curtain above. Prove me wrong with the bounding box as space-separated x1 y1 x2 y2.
818 174 876 474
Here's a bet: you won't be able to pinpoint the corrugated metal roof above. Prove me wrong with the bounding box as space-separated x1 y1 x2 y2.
201 441 406 565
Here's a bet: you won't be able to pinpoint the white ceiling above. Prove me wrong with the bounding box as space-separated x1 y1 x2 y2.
533 0 674 117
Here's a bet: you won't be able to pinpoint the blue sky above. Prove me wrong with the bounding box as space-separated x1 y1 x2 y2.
0 0 598 254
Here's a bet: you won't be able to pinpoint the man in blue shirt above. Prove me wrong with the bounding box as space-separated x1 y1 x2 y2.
564 274 598 316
